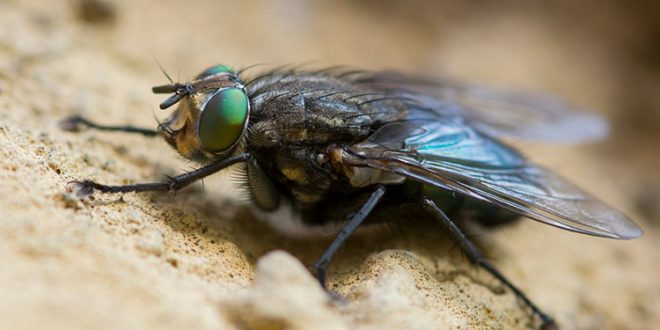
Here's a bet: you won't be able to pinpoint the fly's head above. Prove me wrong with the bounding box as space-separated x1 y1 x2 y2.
153 64 250 161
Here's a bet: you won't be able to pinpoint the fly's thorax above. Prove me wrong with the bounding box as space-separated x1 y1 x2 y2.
243 91 390 205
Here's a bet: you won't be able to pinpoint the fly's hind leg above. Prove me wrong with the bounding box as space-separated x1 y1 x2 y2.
59 115 159 137
421 198 557 330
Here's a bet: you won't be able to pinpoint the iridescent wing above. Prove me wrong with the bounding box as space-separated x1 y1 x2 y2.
350 72 609 143
346 119 642 239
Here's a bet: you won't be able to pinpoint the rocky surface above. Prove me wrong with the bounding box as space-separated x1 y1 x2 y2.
1 1 659 329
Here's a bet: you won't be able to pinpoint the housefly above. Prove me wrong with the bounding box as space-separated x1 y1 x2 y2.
61 64 643 329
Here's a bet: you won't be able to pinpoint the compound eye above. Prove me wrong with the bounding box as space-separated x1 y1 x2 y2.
198 88 248 152
196 64 234 79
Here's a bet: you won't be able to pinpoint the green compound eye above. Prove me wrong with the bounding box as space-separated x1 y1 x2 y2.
198 88 249 152
196 64 235 79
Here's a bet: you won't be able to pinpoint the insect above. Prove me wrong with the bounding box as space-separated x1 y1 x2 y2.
61 64 643 329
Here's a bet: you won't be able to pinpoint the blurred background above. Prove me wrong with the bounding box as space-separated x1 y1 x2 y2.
1 0 659 328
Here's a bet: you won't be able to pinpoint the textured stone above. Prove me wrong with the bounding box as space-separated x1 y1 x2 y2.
1 1 658 330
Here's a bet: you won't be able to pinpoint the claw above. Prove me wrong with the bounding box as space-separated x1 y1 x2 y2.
68 180 95 199
326 290 346 305
307 265 346 305
58 115 86 132
309 264 326 288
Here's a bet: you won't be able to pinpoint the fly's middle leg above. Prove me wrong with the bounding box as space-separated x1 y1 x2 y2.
311 185 386 289
421 198 557 330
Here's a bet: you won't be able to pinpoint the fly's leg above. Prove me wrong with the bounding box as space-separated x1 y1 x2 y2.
421 198 557 330
70 153 250 198
59 115 158 137
312 185 386 289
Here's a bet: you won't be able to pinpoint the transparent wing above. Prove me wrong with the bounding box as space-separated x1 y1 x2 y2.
347 120 641 239
432 81 609 143
351 72 609 143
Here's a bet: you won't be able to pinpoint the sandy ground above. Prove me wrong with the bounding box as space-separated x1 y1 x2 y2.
1 1 659 329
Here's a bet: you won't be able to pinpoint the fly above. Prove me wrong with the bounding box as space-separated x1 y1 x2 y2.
60 64 643 329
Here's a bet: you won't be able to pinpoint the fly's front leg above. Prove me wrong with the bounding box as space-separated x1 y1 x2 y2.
59 115 159 137
421 198 557 330
70 153 250 198
312 185 386 289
